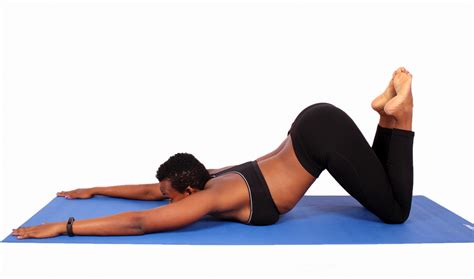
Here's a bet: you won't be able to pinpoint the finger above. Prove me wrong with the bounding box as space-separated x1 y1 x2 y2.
13 227 24 234
20 227 36 238
17 233 28 239
15 229 26 238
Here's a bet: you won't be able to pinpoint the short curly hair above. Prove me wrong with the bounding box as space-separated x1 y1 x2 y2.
156 153 211 193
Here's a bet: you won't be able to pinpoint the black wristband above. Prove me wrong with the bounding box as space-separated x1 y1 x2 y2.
66 217 75 237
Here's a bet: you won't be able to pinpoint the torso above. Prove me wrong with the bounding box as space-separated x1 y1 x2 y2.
206 135 316 223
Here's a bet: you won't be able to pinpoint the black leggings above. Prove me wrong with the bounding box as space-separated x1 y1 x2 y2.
288 103 415 224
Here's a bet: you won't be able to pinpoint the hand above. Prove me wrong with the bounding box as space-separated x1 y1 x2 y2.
57 188 94 199
12 222 65 239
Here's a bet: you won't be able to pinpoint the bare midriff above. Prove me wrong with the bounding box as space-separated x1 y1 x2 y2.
256 135 316 214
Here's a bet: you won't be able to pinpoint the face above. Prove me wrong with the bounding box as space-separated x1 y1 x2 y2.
159 179 200 203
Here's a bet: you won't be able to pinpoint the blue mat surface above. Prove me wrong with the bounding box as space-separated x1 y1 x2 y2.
3 195 473 245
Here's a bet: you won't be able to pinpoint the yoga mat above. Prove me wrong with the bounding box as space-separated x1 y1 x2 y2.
3 195 473 245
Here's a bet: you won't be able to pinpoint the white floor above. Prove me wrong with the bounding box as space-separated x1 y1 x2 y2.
1 242 473 279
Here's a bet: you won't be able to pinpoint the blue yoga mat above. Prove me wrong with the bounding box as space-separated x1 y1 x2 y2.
3 195 473 245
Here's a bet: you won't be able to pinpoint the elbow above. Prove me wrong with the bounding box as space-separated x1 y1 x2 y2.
133 211 169 235
131 212 147 235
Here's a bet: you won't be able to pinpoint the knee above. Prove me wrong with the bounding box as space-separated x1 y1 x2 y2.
381 211 410 224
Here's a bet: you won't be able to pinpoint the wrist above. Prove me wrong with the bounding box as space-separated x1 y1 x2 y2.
88 187 98 196
56 221 68 235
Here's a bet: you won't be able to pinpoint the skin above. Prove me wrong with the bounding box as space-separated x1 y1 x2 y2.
12 67 414 239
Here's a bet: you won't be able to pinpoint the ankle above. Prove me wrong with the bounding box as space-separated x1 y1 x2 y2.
378 114 396 129
394 116 412 131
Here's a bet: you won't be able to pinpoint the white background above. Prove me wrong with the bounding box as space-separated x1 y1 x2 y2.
0 0 473 278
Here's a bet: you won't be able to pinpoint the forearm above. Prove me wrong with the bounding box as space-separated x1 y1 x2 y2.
57 211 143 236
91 183 162 200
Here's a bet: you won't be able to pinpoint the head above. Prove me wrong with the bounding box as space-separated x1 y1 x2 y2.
156 153 211 203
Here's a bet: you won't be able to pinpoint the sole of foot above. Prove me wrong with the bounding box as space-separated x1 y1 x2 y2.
371 69 400 115
384 67 413 119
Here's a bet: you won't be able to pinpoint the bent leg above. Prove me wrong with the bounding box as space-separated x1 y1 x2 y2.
315 105 415 223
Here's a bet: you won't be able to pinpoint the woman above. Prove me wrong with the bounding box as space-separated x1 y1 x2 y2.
12 67 415 239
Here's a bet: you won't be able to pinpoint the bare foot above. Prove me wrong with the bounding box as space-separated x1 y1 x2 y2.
384 67 414 120
371 69 399 115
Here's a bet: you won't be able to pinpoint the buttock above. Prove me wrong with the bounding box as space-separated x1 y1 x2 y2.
287 102 361 178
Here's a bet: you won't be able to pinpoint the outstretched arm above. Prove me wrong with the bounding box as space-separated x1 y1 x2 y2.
12 187 219 239
57 183 166 201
